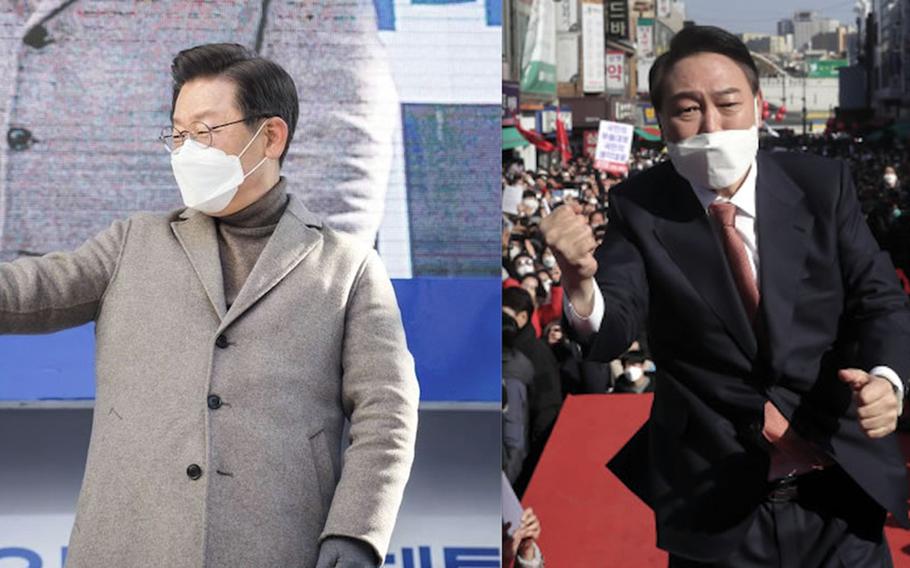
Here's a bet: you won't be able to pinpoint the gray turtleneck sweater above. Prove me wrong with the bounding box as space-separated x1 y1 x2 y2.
215 178 289 308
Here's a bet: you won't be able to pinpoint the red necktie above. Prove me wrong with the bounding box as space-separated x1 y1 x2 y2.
709 203 758 323
708 202 831 479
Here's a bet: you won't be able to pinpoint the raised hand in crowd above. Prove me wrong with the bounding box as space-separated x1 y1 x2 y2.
539 203 598 317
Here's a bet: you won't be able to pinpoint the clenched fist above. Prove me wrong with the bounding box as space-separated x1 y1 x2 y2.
838 368 901 438
539 203 598 283
539 203 599 317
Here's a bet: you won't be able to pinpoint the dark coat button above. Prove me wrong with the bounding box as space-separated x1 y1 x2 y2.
23 24 54 49
7 127 35 151
186 464 202 480
207 394 222 410
215 334 229 348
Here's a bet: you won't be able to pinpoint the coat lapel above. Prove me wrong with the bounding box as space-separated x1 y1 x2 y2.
218 195 323 332
171 209 228 320
652 168 758 359
755 154 813 374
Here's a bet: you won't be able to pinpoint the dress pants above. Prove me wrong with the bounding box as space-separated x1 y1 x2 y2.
668 466 893 568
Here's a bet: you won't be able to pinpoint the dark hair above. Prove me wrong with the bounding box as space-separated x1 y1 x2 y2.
502 287 535 321
621 350 647 366
648 26 759 113
170 43 299 165
519 273 542 294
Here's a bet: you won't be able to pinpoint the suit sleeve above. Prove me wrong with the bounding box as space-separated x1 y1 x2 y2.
0 219 129 334
587 195 650 363
320 249 420 562
836 160 910 390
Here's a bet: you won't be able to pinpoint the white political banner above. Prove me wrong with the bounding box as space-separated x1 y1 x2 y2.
594 120 634 175
581 1 605 92
657 0 671 18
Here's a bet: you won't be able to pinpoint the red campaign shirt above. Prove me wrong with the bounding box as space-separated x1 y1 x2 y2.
537 285 564 329
502 280 563 338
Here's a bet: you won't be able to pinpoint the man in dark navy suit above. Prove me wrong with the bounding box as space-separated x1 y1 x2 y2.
543 26 910 567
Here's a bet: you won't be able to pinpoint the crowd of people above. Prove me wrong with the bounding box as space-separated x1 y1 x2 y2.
500 133 910 505
500 150 661 502
763 135 910 287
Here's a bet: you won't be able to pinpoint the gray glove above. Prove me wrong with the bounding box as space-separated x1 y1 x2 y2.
314 536 379 568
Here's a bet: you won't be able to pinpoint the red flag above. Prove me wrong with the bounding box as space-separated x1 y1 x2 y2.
556 110 572 166
515 122 555 152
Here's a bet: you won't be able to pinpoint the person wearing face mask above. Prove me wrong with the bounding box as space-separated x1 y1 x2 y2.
519 190 541 218
535 268 563 331
541 26 909 567
0 44 418 568
512 253 538 279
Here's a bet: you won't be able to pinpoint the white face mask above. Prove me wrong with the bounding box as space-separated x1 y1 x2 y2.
884 173 898 187
666 99 760 190
623 365 644 382
515 263 535 277
522 198 539 215
170 121 269 214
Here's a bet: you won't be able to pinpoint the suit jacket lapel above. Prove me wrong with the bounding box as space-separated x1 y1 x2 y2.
755 154 813 374
218 195 323 332
171 210 227 320
653 168 758 359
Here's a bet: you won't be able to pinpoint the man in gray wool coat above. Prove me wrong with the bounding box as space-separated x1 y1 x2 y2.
0 43 419 568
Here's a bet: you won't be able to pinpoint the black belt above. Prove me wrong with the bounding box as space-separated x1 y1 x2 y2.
765 466 834 503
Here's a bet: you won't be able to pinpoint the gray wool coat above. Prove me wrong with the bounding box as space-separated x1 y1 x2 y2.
0 192 420 567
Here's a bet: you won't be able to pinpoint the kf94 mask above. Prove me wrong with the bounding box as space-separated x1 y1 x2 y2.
170 121 268 214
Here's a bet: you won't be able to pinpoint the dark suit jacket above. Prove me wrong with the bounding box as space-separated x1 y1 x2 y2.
596 151 910 562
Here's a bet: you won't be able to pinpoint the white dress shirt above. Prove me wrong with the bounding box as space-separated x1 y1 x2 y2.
565 160 905 410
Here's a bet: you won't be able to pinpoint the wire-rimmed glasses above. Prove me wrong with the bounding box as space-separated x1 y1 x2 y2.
158 115 268 152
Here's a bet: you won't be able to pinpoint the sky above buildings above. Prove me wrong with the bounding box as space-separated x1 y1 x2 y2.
683 0 860 35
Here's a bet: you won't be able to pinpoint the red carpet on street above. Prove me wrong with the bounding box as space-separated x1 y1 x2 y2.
522 394 910 567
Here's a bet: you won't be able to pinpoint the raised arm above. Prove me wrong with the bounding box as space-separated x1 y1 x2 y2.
0 219 129 334
540 199 648 361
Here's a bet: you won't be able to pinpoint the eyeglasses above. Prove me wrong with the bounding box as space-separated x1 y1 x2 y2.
158 115 269 152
